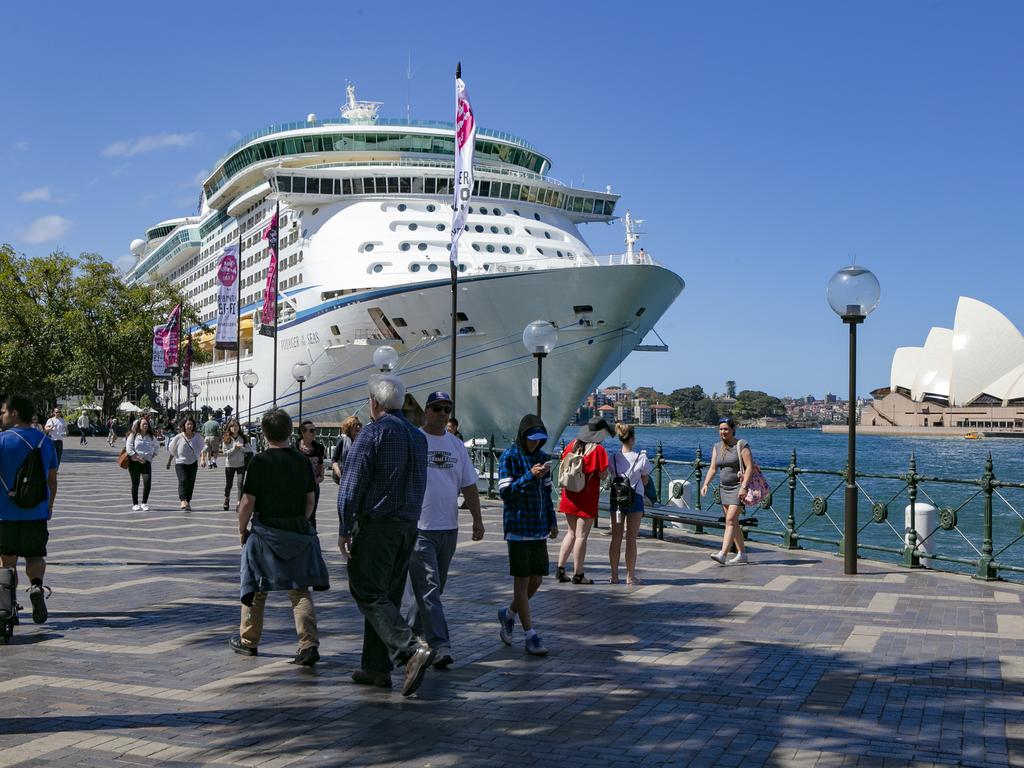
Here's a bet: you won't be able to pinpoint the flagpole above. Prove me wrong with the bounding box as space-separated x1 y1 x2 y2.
235 228 242 420
272 200 279 407
450 63 461 412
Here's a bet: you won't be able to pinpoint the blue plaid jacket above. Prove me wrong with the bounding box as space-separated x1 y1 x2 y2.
336 410 427 536
498 443 555 539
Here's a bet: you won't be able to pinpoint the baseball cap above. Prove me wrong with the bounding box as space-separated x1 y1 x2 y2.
524 427 548 441
425 391 453 407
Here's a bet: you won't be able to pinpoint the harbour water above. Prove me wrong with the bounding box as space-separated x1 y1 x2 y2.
554 426 1024 577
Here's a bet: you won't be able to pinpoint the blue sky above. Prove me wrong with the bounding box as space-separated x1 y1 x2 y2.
2 1 1022 400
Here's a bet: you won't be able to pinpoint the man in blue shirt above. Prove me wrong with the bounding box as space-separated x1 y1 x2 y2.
337 374 433 697
0 394 59 624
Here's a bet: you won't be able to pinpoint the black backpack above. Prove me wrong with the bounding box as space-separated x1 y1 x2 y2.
1 431 49 509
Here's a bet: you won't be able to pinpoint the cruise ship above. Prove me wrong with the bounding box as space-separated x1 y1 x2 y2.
126 86 685 444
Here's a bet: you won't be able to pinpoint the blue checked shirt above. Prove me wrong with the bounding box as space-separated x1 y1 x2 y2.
498 443 556 539
336 410 427 536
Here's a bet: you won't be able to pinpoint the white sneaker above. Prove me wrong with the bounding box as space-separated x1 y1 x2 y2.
141 504 150 511
132 504 141 511
727 552 749 565
710 552 727 565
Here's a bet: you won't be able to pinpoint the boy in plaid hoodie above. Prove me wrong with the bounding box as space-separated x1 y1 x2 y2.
497 414 558 655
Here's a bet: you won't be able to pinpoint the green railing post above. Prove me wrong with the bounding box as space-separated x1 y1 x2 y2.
655 442 664 504
487 434 497 500
838 459 849 558
783 449 799 549
693 446 705 536
975 453 997 581
903 453 921 568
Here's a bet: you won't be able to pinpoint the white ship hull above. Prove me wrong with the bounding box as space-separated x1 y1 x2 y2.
185 263 682 444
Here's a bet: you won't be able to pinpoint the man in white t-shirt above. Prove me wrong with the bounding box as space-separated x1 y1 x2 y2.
406 391 484 669
44 407 68 466
76 413 90 445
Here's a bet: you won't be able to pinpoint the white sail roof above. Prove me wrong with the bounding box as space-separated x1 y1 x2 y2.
890 346 923 392
911 328 953 401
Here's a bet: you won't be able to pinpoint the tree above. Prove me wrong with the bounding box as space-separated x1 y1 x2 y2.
732 390 786 420
666 385 707 421
635 386 662 402
725 380 736 399
697 399 720 424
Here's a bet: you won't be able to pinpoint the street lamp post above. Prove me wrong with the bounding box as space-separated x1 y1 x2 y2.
292 362 311 425
189 384 202 416
242 371 259 432
373 345 399 373
522 320 558 418
827 266 881 576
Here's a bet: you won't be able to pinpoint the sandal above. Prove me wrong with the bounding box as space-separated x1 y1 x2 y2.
223 499 230 511
571 573 594 585
556 566 571 583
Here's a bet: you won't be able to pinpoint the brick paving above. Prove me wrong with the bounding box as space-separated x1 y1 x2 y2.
1 443 1023 767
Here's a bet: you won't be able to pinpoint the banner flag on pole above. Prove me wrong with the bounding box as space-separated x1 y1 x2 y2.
450 70 476 267
162 303 181 372
152 326 171 378
182 336 193 389
258 210 279 338
214 245 240 350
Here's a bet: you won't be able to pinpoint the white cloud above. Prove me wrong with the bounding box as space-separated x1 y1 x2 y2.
17 187 52 203
102 132 200 158
18 215 72 244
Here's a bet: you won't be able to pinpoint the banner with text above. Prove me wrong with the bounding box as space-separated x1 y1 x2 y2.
258 210 279 338
450 74 476 267
152 326 170 378
214 245 239 349
162 303 180 372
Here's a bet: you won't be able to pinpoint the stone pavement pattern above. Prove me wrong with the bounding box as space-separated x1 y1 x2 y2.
1 443 1023 767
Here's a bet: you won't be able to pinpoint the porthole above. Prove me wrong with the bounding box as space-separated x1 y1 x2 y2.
400 243 411 251
372 264 383 273
312 208 319 215
436 223 445 231
409 223 418 231
524 228 533 235
504 227 512 234
474 225 484 233
567 251 574 258
490 226 498 233
513 210 521 216
472 243 481 251
459 264 467 272
302 229 308 237
486 244 495 253
516 247 524 255
298 251 303 261
428 263 438 272
398 203 407 212
544 231 551 239
364 243 375 252
426 204 436 212
501 246 510 253
418 243 427 251
557 250 563 257
410 264 421 272
493 208 502 216
468 206 474 214
534 213 541 221
445 243 452 250
480 207 488 215
536 248 544 255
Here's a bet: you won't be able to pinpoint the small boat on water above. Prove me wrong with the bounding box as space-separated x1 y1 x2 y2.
964 432 982 440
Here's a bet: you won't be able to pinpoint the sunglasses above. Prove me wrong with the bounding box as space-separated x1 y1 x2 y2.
429 404 452 414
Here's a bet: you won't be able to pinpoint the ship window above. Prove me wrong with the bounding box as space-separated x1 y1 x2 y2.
516 247 524 254
409 223 418 231
364 243 375 252
278 176 292 192
312 207 319 216
425 178 436 194
351 178 363 194
398 203 407 212
502 246 510 253
504 227 512 234
428 264 438 272
472 243 480 251
480 206 489 215
400 243 410 251
486 245 495 253
474 225 484 233
459 263 467 273
293 177 306 194
426 203 436 212
501 184 512 199
468 206 474 214
418 243 427 251
436 223 445 231
513 209 520 216
410 264 420 272
536 247 544 254
387 177 399 192
392 317 408 327
493 208 502 216
372 264 383 273
490 226 498 233
544 232 551 239
399 177 411 193
534 213 541 221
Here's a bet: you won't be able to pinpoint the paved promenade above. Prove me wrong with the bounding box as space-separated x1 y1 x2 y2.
2 443 1023 767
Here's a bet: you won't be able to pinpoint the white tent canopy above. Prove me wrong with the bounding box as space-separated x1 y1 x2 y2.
117 401 142 413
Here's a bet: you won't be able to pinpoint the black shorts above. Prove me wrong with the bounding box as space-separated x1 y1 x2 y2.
0 519 49 558
507 539 549 578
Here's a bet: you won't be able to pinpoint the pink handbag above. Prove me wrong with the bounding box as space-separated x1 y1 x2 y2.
737 440 770 507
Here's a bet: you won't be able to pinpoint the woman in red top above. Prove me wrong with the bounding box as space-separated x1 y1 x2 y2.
556 418 612 584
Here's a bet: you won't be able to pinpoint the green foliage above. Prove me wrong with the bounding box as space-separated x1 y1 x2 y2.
732 389 786 419
666 385 707 421
725 380 737 399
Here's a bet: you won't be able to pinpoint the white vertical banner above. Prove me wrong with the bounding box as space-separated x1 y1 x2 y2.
152 326 170 378
450 72 476 267
214 245 239 350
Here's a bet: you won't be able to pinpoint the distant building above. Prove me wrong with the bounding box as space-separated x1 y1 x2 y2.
631 398 651 425
825 393 838 403
651 404 673 424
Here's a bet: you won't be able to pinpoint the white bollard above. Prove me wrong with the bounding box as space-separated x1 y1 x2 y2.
668 479 694 509
905 502 937 567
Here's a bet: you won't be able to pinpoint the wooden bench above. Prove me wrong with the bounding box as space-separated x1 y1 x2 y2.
641 503 759 540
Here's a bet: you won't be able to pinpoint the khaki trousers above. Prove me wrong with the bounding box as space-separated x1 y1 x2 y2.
239 590 319 650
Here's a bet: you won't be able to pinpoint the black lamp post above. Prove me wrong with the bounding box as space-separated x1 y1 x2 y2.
827 266 881 575
522 320 558 418
242 371 258 432
189 384 201 416
292 362 311 426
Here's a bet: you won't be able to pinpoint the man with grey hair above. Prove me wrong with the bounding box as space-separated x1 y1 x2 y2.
337 374 432 696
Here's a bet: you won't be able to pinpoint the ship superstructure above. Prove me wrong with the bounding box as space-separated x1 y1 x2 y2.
127 86 684 442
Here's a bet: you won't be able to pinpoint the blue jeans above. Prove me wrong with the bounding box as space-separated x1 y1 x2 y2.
406 529 458 654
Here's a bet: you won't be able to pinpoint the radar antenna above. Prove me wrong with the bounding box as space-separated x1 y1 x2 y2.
623 210 647 264
341 82 382 124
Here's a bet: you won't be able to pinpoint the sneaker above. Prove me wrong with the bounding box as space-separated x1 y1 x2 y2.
292 646 320 667
401 643 435 697
28 584 49 624
351 669 392 688
710 552 727 565
141 504 150 511
525 634 549 656
132 504 141 511
228 635 258 656
727 552 749 566
498 607 515 645
433 652 454 669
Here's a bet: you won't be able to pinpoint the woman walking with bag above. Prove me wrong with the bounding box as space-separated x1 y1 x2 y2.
126 418 158 511
166 417 205 511
608 423 653 585
556 417 611 584
700 418 753 565
221 420 248 511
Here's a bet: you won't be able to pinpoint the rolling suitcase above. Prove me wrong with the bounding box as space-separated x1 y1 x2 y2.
0 567 17 643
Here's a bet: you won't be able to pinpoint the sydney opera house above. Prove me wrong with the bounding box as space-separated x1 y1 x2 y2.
865 297 1024 432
